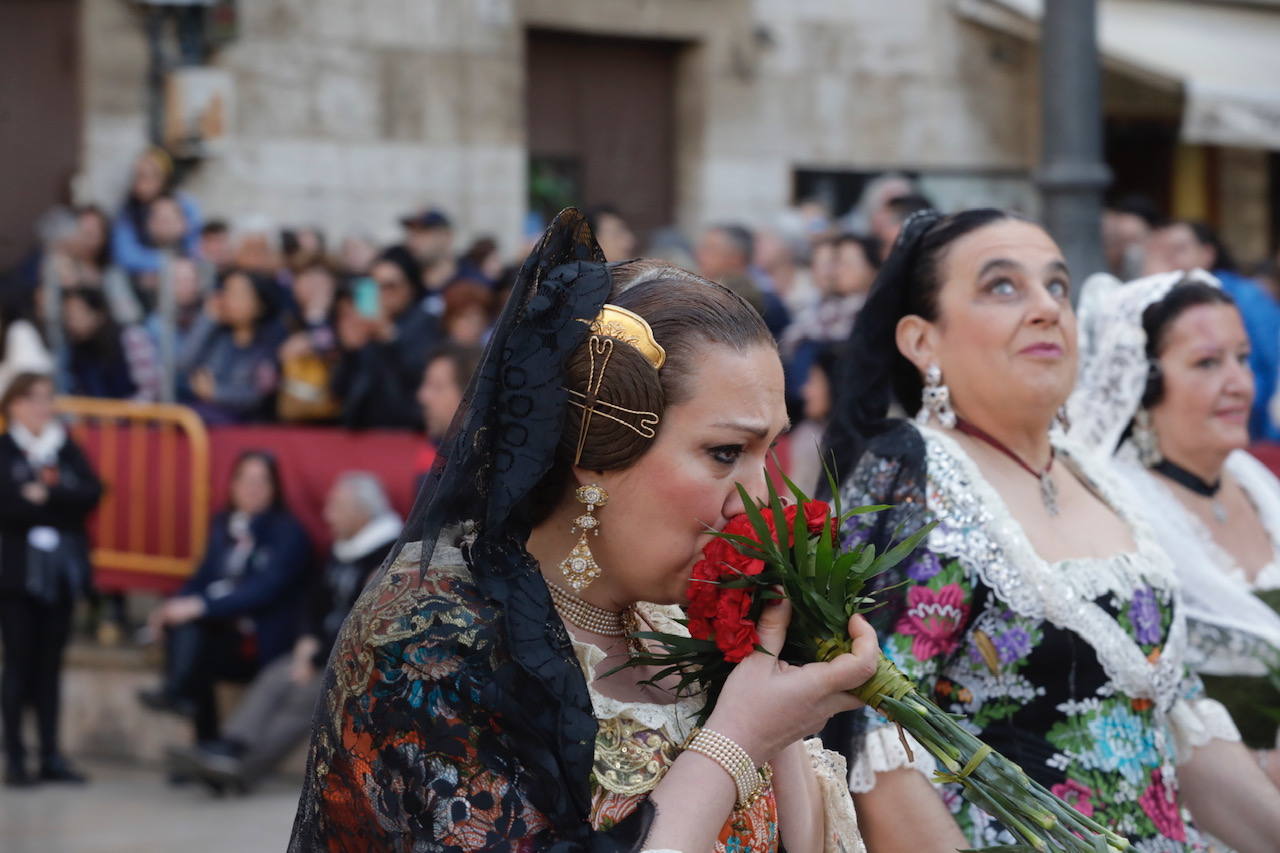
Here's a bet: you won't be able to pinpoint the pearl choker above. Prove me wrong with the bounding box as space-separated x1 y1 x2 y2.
547 581 629 637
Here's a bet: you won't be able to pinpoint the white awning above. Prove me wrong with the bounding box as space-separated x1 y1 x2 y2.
955 0 1280 150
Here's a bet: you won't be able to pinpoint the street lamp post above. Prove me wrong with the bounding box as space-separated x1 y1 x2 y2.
1038 0 1110 306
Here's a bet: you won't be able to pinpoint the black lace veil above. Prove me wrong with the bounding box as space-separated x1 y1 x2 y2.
374 208 651 848
385 207 609 572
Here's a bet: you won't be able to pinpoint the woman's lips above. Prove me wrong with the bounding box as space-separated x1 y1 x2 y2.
1019 342 1064 358
1214 407 1248 423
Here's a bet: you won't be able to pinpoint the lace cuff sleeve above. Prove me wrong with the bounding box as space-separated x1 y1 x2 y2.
804 738 867 853
1169 697 1241 763
845 723 938 793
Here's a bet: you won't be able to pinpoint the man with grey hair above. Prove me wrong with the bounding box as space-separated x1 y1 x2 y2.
694 223 790 338
166 471 401 791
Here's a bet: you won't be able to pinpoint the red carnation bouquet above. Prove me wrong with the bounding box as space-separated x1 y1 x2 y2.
625 470 1130 853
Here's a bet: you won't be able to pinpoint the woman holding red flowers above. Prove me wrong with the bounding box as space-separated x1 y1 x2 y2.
821 208 1280 852
290 213 878 852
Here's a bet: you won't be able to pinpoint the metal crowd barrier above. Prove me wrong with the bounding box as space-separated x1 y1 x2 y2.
56 396 211 587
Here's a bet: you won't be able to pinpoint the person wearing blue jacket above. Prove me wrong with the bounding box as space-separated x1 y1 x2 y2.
110 147 201 276
139 450 310 744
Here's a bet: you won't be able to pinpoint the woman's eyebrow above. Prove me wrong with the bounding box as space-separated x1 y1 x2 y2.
711 420 778 439
976 258 1021 278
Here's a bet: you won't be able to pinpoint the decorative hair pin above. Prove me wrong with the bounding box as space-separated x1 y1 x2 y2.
566 304 664 465
583 304 666 370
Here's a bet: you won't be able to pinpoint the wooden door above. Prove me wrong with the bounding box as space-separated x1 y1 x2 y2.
526 29 680 242
0 0 81 269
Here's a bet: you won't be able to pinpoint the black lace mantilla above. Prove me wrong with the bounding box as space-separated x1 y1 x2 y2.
288 210 654 851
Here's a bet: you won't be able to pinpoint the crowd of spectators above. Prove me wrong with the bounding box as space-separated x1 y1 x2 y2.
9 150 1280 453
5 148 1280 792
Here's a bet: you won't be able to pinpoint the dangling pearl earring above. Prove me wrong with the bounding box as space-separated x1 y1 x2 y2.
559 484 607 592
1132 408 1162 467
1054 405 1071 434
916 364 956 429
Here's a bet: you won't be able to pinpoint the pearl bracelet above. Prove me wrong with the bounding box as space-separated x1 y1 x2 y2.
684 728 769 808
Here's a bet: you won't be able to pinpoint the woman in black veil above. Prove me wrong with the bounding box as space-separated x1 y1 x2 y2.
288 211 879 852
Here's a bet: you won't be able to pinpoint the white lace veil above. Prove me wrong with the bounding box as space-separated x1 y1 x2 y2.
1068 268 1221 456
1069 269 1280 673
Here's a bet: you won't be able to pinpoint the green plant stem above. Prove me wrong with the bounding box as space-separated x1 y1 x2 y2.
831 652 1129 851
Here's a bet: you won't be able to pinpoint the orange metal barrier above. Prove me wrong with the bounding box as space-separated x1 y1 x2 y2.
55 396 211 590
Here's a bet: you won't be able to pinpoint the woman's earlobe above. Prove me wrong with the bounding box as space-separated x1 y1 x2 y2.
895 314 934 374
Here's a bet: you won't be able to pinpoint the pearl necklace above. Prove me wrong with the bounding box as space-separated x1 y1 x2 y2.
547 581 629 637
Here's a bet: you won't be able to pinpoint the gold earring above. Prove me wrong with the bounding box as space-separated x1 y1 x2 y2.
559 484 608 592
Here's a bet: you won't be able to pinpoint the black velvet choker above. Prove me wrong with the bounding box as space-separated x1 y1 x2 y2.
1152 459 1221 497
1153 459 1228 522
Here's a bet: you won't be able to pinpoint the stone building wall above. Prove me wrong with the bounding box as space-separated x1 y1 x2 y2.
77 0 1040 248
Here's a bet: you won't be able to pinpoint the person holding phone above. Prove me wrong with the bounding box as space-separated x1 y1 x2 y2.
331 251 442 429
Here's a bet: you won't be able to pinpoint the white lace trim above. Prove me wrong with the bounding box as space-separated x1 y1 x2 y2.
845 723 938 794
1223 450 1280 594
570 602 701 744
1117 448 1280 676
1069 269 1222 457
919 425 1188 714
1168 697 1241 764
573 607 866 852
805 738 867 853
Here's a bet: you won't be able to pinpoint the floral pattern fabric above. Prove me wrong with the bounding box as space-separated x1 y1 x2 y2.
289 540 789 852
836 423 1215 851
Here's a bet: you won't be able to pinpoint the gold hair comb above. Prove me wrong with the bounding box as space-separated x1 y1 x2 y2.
584 305 666 370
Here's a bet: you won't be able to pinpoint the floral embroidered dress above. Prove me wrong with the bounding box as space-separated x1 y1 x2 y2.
832 422 1239 852
290 536 865 852
1112 446 1280 751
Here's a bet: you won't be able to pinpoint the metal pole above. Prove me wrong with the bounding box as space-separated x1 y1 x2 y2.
157 250 177 403
38 253 67 392
1038 0 1110 307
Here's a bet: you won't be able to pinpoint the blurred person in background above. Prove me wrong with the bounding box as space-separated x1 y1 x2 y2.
1253 259 1280 303
336 233 378 278
139 450 310 747
197 219 234 273
44 206 113 291
782 234 880 418
129 194 191 312
281 226 326 278
231 214 283 278
1102 194 1159 280
392 207 455 295
276 260 340 423
0 372 102 787
144 256 206 356
695 223 790 337
179 269 285 424
454 236 504 288
787 344 838 495
144 256 206 401
845 171 915 234
332 251 439 430
414 342 482 482
111 147 200 277
1144 219 1280 440
870 193 933 261
440 279 495 347
586 204 637 262
60 288 160 401
755 221 818 317
0 292 54 399
166 472 399 793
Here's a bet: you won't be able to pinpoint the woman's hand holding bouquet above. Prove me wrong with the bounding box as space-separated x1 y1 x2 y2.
625 471 1131 853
